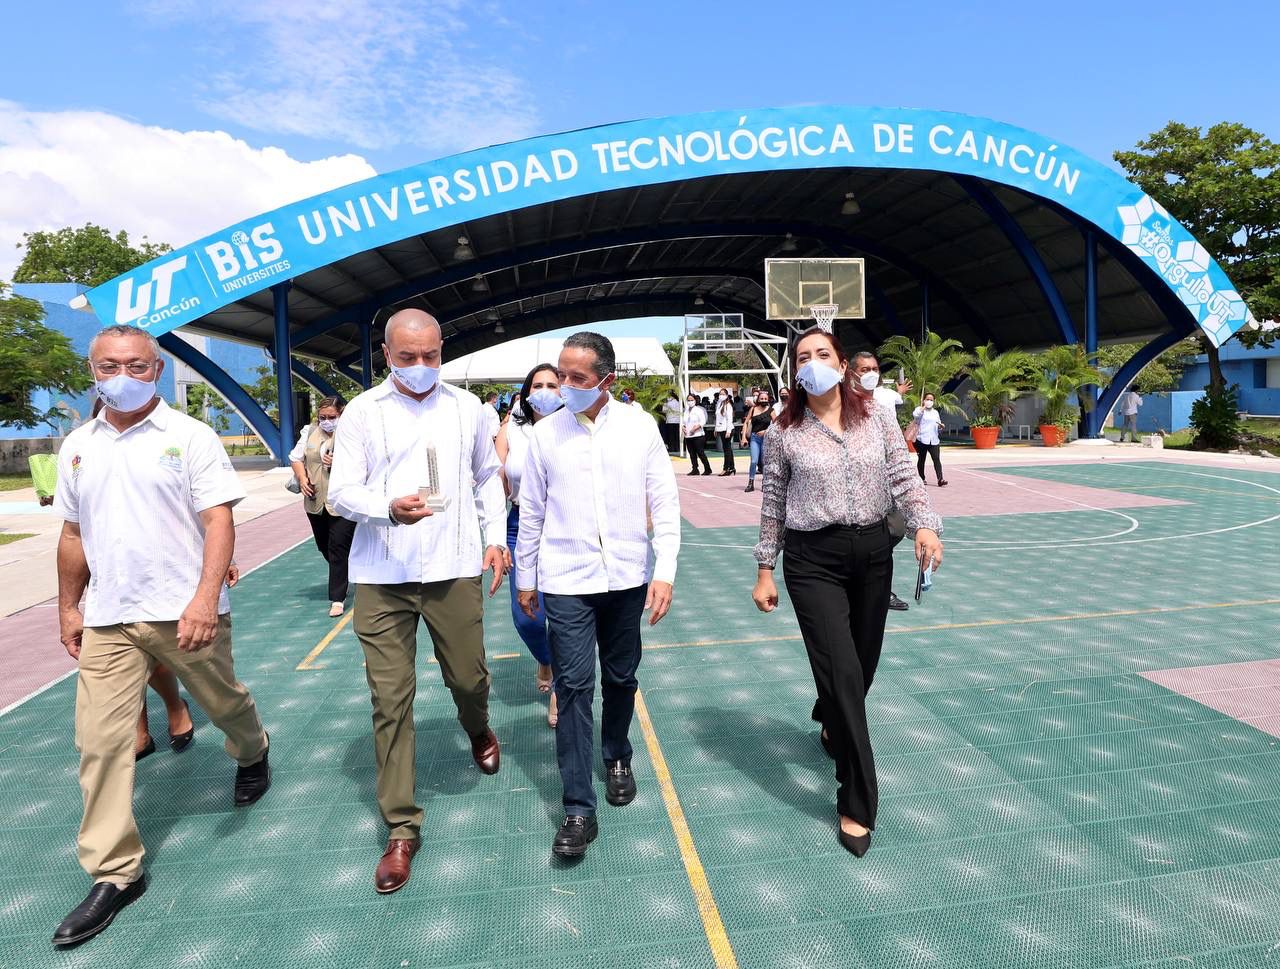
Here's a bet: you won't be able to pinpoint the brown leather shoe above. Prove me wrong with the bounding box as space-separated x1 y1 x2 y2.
374 838 419 894
470 728 500 775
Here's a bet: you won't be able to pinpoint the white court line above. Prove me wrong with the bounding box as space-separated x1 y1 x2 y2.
0 534 312 719
941 467 1141 545
678 483 762 510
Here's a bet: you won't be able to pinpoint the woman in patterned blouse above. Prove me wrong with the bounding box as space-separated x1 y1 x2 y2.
751 327 944 857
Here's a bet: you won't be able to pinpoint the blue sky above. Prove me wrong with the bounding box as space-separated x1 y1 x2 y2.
2 0 1277 340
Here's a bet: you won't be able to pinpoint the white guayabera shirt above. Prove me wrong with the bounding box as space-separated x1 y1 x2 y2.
328 378 506 585
515 397 681 596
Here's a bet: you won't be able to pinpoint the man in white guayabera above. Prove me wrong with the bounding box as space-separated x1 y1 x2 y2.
328 309 510 896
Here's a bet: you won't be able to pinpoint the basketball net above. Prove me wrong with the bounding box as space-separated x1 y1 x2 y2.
809 303 838 333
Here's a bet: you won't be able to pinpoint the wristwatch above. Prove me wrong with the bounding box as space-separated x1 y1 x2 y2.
388 499 401 526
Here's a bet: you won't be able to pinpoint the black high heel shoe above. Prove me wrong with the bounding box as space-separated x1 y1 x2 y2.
719 470 736 477
744 482 755 493
838 827 872 857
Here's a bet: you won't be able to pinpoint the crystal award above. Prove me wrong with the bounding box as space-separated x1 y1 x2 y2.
419 443 450 512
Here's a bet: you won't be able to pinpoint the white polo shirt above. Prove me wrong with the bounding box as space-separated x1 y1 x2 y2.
53 400 245 628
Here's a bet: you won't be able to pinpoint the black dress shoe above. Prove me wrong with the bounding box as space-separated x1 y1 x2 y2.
744 482 755 493
937 479 948 487
52 875 147 947
888 592 909 612
169 700 195 752
838 828 872 858
605 760 636 806
233 742 270 806
686 469 702 476
552 815 598 858
134 738 156 762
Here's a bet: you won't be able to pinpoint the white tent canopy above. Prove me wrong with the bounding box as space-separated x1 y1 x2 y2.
440 337 675 386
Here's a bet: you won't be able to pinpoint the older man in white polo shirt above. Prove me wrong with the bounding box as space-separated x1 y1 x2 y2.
515 331 680 859
328 308 509 895
51 325 269 948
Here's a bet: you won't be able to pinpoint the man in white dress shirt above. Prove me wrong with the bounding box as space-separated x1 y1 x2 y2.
328 309 509 894
481 392 502 441
51 325 270 947
858 351 912 612
515 331 681 858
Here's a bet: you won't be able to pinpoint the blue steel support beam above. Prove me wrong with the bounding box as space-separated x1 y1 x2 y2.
958 176 1078 346
156 333 281 459
289 221 992 348
1084 230 1100 427
360 323 374 389
290 358 339 401
1089 326 1191 438
271 282 295 468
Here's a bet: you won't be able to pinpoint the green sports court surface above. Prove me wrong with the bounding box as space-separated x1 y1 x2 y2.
4 460 1280 968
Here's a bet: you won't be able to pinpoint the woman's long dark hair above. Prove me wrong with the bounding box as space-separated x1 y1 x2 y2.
776 327 871 431
513 363 559 426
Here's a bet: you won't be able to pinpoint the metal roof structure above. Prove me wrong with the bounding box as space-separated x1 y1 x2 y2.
81 106 1258 461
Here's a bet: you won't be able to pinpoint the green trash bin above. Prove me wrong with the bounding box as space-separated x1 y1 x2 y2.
28 453 58 500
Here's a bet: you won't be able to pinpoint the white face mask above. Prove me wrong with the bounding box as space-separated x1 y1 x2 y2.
526 387 562 416
796 361 844 397
390 363 439 394
318 418 339 433
560 379 606 414
923 400 935 410
858 371 881 392
95 374 157 414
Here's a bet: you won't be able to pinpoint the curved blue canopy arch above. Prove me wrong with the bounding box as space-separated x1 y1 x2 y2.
86 104 1254 348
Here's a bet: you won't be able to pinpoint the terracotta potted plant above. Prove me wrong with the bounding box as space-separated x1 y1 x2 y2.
1034 345 1106 447
965 344 1035 449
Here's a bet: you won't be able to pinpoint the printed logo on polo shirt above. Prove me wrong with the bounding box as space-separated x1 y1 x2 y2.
160 446 184 471
71 454 83 478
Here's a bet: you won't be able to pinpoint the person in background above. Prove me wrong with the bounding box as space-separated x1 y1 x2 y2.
772 387 790 418
741 390 773 493
619 387 639 407
289 397 356 618
752 326 942 859
1119 388 1143 442
514 331 680 859
495 363 561 728
481 392 502 441
682 393 712 475
661 390 683 453
509 392 524 421
327 309 508 895
714 390 737 476
911 392 947 486
857 352 913 612
52 325 270 946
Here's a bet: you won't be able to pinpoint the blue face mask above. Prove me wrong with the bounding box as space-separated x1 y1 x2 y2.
560 379 606 414
796 361 844 397
390 363 439 394
95 374 157 414
526 387 562 416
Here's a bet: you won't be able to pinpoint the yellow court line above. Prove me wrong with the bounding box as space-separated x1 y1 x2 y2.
295 611 354 670
634 690 739 969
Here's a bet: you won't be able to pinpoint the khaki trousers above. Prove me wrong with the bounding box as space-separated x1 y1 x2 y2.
74 616 267 886
353 578 490 840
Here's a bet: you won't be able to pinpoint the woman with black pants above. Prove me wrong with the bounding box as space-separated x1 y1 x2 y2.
751 328 943 856
714 392 737 475
682 393 713 475
289 396 357 617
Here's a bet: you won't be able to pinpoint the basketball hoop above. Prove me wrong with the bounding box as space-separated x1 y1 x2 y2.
809 303 838 332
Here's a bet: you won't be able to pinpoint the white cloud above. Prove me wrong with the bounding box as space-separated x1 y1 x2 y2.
136 0 540 153
0 101 376 282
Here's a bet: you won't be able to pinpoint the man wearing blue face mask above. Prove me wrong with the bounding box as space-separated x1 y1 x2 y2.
328 308 510 895
514 332 681 859
51 325 269 947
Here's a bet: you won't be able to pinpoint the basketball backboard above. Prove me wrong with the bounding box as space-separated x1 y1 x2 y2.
764 257 866 320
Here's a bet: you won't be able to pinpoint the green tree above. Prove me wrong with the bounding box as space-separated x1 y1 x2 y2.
13 224 172 288
307 360 363 402
247 365 278 420
966 344 1037 427
1033 344 1107 431
183 383 231 435
876 332 971 417
1094 339 1201 394
1115 122 1280 391
0 283 95 427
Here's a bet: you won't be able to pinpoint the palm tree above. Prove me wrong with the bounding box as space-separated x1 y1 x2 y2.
876 333 970 416
967 344 1037 427
1034 344 1107 430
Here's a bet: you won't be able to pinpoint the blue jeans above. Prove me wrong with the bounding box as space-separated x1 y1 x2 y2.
507 505 551 667
748 432 766 481
542 585 647 816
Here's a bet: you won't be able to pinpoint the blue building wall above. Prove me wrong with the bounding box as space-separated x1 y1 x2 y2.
6 283 266 440
1129 392 1200 433
1178 341 1280 416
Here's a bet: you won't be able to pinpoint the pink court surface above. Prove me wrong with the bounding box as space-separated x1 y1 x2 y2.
4 446 1280 969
